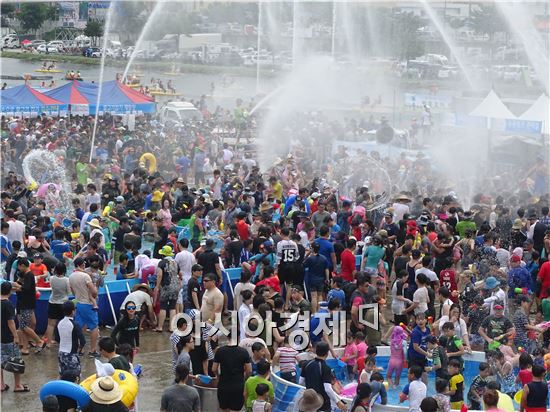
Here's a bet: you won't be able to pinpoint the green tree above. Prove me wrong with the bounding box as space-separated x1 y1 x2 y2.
1 3 16 17
17 3 57 33
391 11 427 60
468 4 508 41
84 19 103 46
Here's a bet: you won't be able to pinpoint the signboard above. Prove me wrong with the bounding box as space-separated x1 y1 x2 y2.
1 105 67 118
404 93 452 109
505 119 542 134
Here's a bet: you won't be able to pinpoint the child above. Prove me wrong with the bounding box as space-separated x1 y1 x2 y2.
427 335 449 380
327 277 345 308
239 289 253 341
343 332 358 381
516 352 533 386
407 313 431 383
272 336 298 383
244 360 274 412
493 350 516 398
441 321 464 368
30 253 49 287
354 332 367 373
433 378 451 412
467 362 491 410
399 365 427 412
118 254 129 280
251 383 272 412
447 359 465 410
387 325 407 388
369 372 388 406
359 357 378 383
251 342 268 376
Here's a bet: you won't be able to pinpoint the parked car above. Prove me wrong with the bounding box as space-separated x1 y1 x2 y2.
159 102 203 125
2 34 20 48
37 44 59 54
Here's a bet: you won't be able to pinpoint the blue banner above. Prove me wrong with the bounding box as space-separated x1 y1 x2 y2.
505 119 542 134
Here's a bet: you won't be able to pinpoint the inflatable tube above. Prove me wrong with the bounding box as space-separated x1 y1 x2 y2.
514 389 523 404
39 380 91 408
81 370 138 407
139 153 157 174
102 205 111 217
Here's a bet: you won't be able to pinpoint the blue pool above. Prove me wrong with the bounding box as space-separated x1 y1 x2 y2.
271 347 500 412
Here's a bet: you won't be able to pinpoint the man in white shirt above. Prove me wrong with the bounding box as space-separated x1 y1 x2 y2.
175 238 196 283
392 194 411 222
5 210 25 245
405 273 430 316
85 184 101 211
400 365 427 412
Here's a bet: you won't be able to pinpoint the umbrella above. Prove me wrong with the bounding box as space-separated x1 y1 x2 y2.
36 183 60 198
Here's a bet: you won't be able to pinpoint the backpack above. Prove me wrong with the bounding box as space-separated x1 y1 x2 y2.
158 258 177 287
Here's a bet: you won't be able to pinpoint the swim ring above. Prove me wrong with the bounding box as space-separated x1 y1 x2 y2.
139 153 157 174
81 369 138 407
39 380 91 408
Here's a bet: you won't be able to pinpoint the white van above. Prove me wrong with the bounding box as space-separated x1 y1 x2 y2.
160 102 203 124
2 34 20 49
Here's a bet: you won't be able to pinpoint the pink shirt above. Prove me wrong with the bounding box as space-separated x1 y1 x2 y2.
356 341 367 359
343 342 357 366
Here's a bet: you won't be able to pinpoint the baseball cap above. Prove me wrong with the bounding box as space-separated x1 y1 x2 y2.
510 255 521 263
493 303 504 310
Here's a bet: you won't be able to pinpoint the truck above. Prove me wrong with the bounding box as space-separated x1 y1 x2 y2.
178 33 222 52
2 34 20 49
159 102 203 125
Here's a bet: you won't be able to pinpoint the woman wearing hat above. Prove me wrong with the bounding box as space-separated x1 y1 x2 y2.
85 376 128 412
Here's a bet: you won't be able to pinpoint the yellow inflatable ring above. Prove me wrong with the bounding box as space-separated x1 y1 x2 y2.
102 205 111 217
514 389 523 404
139 153 157 174
81 370 138 407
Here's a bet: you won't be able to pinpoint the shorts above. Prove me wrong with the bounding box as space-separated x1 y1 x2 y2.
277 263 296 284
1 342 21 366
58 352 81 376
75 303 98 330
48 303 64 320
18 309 34 330
308 282 324 292
217 382 245 411
450 401 464 410
408 356 427 370
160 298 177 311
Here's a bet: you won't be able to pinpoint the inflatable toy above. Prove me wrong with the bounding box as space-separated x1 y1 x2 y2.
39 380 91 408
81 369 138 407
514 389 523 404
139 153 157 174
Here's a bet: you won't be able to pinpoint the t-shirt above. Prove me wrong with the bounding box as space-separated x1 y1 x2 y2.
304 254 329 285
363 245 385 269
413 286 429 314
244 375 274 409
160 384 201 412
16 271 36 310
197 249 219 277
50 239 70 261
213 345 251 385
201 287 224 322
408 325 431 360
176 351 192 374
69 270 94 305
480 316 514 341
391 280 406 315
300 358 333 411
30 262 49 287
276 346 298 372
449 373 464 403
315 238 335 271
467 375 488 403
0 235 12 263
340 249 356 282
185 277 202 310
236 220 250 241
109 355 131 372
239 337 267 359
439 269 458 294
402 379 427 412
1 298 15 343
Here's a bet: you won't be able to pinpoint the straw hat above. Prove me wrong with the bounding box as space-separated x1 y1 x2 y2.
259 201 273 213
158 245 174 257
90 376 122 405
87 218 102 229
395 193 412 202
512 218 523 230
297 389 324 411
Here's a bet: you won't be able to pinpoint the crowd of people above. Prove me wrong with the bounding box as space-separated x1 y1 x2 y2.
0 101 550 412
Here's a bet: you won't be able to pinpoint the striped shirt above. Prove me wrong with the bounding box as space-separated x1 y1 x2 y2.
276 346 299 372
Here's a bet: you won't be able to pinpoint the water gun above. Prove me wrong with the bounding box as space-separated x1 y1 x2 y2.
514 287 530 295
535 321 550 330
134 364 142 377
399 323 412 334
517 347 526 353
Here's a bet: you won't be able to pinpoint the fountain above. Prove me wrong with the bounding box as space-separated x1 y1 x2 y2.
22 150 73 217
89 2 114 163
496 2 549 93
418 0 476 89
122 0 165 81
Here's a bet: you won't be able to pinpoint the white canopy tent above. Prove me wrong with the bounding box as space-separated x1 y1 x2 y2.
519 94 549 134
469 90 516 119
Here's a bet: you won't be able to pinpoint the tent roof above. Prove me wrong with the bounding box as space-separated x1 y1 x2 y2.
43 81 97 105
0 84 64 107
469 90 516 119
44 81 154 106
100 80 155 104
519 94 549 122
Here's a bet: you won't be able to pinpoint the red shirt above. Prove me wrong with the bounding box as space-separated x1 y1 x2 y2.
518 369 533 386
30 262 49 287
440 269 457 297
236 220 250 241
340 249 356 282
538 261 550 298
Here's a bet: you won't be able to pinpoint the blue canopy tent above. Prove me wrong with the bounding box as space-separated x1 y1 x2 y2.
44 80 155 115
0 84 68 117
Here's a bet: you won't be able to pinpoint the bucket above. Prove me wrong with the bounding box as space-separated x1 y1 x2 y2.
195 384 218 411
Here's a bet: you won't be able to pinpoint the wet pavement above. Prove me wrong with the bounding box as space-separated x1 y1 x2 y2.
0 327 176 411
